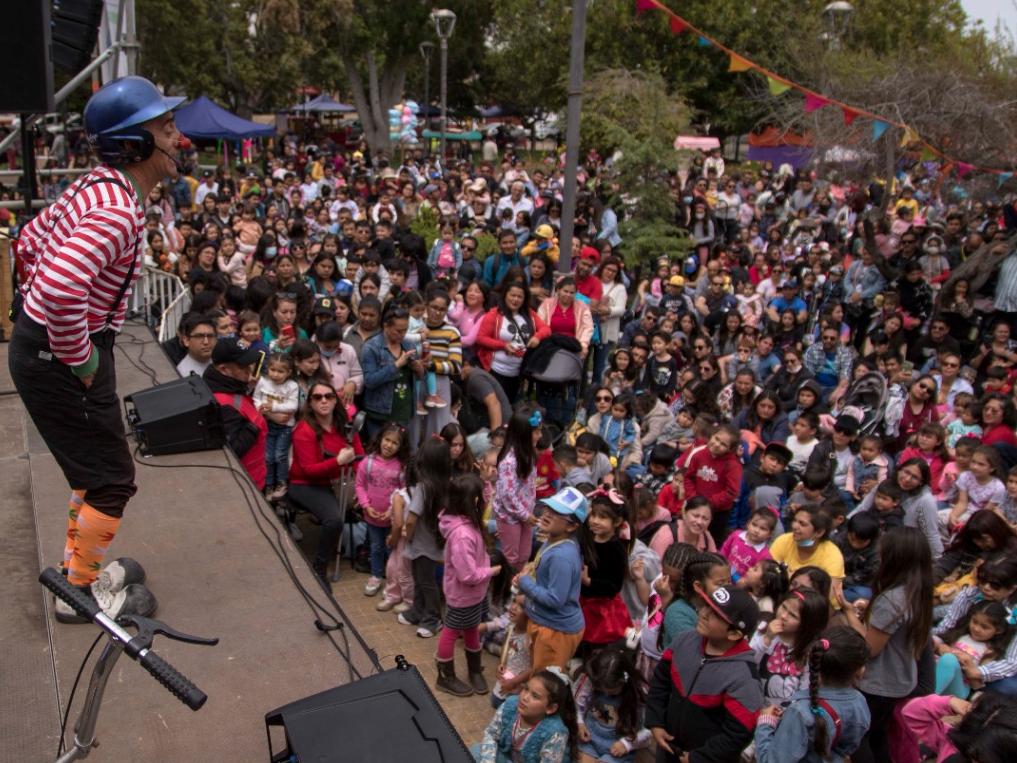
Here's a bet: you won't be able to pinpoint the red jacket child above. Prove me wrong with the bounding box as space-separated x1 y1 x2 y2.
682 429 743 518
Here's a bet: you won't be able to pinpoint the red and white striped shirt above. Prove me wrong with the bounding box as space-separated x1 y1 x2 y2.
19 165 145 369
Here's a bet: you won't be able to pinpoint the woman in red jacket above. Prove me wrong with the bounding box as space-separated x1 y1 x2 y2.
474 281 550 401
288 380 364 584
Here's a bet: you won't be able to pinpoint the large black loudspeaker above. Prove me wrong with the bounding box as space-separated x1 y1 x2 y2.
1 2 54 112
51 0 104 73
124 375 226 457
265 660 473 763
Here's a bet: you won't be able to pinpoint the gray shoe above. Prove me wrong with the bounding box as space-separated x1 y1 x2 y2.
54 582 157 624
90 558 146 600
435 659 473 697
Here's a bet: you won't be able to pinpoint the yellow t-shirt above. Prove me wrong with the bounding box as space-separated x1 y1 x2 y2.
769 532 845 581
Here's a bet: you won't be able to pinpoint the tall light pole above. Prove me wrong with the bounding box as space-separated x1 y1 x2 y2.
431 8 456 169
419 41 434 156
822 1 854 50
558 0 588 274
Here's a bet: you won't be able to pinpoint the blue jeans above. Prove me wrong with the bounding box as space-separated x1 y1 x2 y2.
265 422 292 487
987 673 1017 696
365 523 389 579
844 585 873 603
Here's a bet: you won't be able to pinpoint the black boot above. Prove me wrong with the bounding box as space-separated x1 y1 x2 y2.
312 560 330 588
466 649 488 695
435 659 473 697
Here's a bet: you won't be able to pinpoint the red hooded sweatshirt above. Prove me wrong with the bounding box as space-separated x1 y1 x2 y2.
682 446 742 514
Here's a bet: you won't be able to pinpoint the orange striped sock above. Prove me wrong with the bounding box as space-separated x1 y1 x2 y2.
67 503 121 587
62 490 86 572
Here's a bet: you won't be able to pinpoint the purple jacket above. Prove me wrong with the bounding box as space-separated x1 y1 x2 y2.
439 512 495 608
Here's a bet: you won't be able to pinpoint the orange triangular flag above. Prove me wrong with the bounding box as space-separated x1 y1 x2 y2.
728 54 752 72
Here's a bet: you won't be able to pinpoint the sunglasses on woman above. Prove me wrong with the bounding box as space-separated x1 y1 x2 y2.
310 392 337 402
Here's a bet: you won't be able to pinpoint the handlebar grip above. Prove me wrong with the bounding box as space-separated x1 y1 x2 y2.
39 568 100 620
138 650 207 711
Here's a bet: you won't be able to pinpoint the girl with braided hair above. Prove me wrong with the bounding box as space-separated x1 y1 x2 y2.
754 626 871 762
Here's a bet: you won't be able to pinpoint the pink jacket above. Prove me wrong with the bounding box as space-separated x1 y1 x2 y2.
536 296 594 352
355 454 404 527
439 512 495 608
901 695 958 763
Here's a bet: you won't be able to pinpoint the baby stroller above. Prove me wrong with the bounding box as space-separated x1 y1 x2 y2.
522 336 585 432
839 372 888 436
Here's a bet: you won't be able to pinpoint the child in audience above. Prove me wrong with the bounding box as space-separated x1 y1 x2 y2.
492 593 533 708
682 423 743 540
435 473 502 698
553 444 593 489
673 408 696 451
786 410 820 476
945 393 982 449
636 444 677 497
737 558 789 619
516 487 588 673
835 512 880 603
355 422 409 598
592 393 642 472
573 648 650 761
238 309 268 355
720 506 777 582
754 626 872 763
903 692 1017 763
661 551 730 647
934 600 1013 699
846 434 890 503
254 352 299 501
636 543 697 685
938 436 976 505
645 331 680 400
733 441 795 531
995 465 1017 526
633 485 676 560
579 490 635 650
943 445 1007 535
750 588 830 706
646 585 763 763
899 422 950 495
495 407 542 570
574 432 615 487
377 485 414 613
853 479 906 532
476 669 578 763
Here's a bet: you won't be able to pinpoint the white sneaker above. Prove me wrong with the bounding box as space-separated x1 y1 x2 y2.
393 602 412 614
397 613 417 626
363 577 383 597
376 598 399 612
416 626 437 638
90 558 147 600
54 582 157 624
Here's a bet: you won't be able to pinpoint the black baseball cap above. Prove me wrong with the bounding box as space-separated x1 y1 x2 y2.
212 337 263 366
701 585 760 637
313 297 336 316
762 442 792 464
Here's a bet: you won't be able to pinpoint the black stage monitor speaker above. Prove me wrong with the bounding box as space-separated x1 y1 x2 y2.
1 2 54 113
51 0 104 73
124 375 226 457
265 659 473 763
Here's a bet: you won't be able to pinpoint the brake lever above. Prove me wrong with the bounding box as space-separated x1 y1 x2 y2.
120 614 220 650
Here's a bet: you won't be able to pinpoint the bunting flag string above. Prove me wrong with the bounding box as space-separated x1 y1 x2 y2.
632 0 1013 180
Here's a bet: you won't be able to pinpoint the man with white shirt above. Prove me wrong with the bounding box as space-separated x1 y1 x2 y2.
194 170 219 207
495 180 534 221
176 315 216 377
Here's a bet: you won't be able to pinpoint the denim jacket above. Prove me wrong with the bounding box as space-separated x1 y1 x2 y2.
755 686 870 763
361 332 415 417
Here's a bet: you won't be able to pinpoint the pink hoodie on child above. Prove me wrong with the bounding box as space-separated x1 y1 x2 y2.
440 513 496 608
355 455 404 527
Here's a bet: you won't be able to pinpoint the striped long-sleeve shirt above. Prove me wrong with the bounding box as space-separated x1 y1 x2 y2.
19 165 144 375
933 586 1017 684
424 321 462 377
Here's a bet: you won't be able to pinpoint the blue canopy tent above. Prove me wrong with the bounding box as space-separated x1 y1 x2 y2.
174 96 276 140
289 94 356 113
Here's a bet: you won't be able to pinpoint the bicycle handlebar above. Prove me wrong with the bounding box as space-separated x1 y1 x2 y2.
39 568 208 711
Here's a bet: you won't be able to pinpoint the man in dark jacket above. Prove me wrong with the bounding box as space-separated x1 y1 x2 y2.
203 338 267 490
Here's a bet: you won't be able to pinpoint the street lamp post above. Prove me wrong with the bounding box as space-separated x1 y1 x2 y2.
419 41 434 156
822 1 854 49
431 9 456 169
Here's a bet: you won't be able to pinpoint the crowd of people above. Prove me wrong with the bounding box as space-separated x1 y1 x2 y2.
58 132 1017 763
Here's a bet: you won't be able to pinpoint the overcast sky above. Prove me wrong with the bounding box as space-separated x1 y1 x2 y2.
960 0 1016 37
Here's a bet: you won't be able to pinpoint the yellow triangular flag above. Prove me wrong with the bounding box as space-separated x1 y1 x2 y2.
728 54 752 72
767 77 791 96
900 126 919 147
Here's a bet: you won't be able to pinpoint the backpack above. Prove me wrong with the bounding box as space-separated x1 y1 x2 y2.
637 519 674 548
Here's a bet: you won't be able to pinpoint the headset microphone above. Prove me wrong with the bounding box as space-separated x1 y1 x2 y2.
155 135 192 173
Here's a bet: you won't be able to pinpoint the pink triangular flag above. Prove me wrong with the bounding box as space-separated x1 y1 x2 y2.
635 0 657 14
804 93 830 113
956 162 975 178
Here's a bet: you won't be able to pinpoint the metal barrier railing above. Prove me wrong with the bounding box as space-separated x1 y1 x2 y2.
127 266 190 342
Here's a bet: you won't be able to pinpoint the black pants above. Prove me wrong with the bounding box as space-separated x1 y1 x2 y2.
852 692 901 763
490 371 521 405
405 555 442 632
709 510 732 544
288 483 341 566
8 317 136 516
